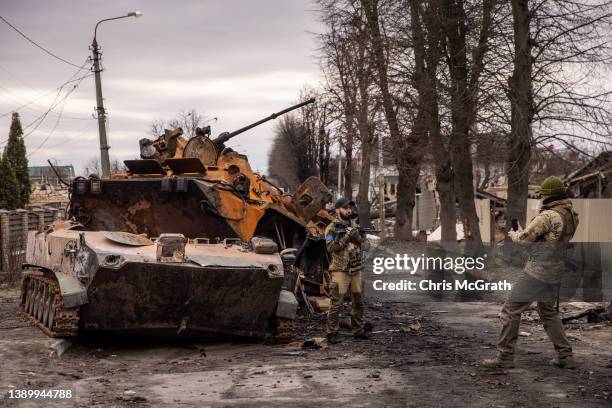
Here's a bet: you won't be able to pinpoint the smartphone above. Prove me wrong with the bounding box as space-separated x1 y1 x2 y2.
511 218 519 231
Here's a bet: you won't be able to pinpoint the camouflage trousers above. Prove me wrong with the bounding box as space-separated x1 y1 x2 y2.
497 272 572 359
326 271 364 335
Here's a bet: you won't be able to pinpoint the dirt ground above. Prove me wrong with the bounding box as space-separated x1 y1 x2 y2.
1 245 611 407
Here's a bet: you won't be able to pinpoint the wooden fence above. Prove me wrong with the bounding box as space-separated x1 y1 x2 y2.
0 207 64 275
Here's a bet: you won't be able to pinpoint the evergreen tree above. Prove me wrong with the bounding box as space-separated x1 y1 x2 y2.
5 112 30 206
0 152 20 209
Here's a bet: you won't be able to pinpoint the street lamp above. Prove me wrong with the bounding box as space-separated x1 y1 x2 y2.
91 11 142 178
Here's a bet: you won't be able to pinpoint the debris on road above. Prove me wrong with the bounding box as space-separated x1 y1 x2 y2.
307 296 330 312
562 307 611 323
301 337 328 349
400 322 424 335
120 390 147 402
49 339 73 358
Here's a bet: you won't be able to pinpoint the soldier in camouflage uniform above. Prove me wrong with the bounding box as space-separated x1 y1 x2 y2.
482 176 579 369
325 197 370 344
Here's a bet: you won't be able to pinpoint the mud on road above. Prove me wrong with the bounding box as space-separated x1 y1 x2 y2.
1 263 611 407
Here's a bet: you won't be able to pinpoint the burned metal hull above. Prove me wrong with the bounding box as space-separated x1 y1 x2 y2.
70 178 246 240
23 227 288 338
81 263 282 337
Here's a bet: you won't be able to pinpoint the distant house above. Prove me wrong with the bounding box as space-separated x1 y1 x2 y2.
565 151 612 198
28 165 75 186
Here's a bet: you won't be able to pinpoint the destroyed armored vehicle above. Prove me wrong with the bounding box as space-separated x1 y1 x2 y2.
21 99 332 339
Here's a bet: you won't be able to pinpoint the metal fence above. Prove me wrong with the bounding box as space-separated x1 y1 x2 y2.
0 207 64 277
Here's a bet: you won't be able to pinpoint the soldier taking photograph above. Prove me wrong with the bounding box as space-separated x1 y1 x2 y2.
482 176 579 369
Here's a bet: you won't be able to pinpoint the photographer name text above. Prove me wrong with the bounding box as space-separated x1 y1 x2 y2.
372 279 512 291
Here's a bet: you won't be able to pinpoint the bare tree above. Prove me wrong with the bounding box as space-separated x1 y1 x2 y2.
362 0 423 240
441 0 496 247
309 0 612 244
318 6 359 199
268 115 318 192
299 88 333 186
409 0 458 241
318 0 379 225
505 0 612 225
83 156 126 176
506 0 533 227
149 109 211 139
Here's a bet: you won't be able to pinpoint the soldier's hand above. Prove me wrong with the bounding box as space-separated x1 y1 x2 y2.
348 227 360 241
508 222 523 239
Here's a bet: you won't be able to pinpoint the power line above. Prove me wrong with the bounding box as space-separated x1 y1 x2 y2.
24 63 93 155
0 62 93 120
0 72 92 119
21 65 86 132
0 14 86 70
26 90 70 157
21 72 89 138
0 60 91 146
26 87 88 158
0 82 92 120
28 120 95 157
0 63 36 91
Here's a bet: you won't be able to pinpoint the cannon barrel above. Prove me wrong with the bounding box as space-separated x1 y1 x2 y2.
212 98 315 147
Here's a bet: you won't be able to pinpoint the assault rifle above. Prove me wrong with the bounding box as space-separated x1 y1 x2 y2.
333 224 380 238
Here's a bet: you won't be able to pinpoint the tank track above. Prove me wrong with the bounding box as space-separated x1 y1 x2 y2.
21 272 79 337
274 318 297 343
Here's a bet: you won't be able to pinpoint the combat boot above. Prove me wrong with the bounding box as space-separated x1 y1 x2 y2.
549 355 576 369
326 333 341 344
354 332 368 340
480 355 515 369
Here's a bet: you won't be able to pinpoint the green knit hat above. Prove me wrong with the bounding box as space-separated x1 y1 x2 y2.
539 176 566 196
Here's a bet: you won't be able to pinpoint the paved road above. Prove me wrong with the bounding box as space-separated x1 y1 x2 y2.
1 243 611 407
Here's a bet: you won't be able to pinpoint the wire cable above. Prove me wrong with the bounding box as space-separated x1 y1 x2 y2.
27 122 94 157
0 71 92 119
0 15 86 70
0 82 92 120
0 60 90 146
26 87 71 157
22 73 88 138
32 120 95 154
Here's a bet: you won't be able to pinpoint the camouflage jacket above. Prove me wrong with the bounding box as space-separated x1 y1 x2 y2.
325 217 370 275
512 198 579 283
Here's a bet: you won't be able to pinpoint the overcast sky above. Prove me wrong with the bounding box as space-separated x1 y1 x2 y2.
0 0 323 174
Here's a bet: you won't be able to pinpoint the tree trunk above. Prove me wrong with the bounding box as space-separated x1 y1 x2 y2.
450 130 481 245
357 140 372 227
414 0 456 242
356 48 373 228
436 163 457 241
441 0 494 247
507 0 533 228
479 161 491 190
343 129 354 200
395 150 420 239
339 76 356 200
362 0 420 240
318 126 331 186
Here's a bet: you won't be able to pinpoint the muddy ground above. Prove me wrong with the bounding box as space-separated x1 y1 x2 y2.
1 244 611 407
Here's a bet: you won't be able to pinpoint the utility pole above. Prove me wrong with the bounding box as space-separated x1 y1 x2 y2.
91 11 142 178
378 133 385 240
91 38 110 178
